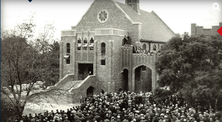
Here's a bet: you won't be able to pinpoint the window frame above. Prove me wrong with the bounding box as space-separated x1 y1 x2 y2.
66 43 70 53
101 59 106 65
101 42 106 56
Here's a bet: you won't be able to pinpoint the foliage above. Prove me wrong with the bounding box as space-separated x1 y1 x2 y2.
1 93 16 122
1 13 60 120
155 35 222 111
153 87 172 102
42 41 60 86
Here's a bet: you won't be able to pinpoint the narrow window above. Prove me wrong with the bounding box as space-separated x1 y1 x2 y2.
89 38 94 50
101 59 105 65
78 38 81 43
153 44 157 51
90 38 94 43
84 38 87 43
83 38 88 50
67 43 70 53
66 58 70 64
65 54 70 64
77 38 81 50
101 42 106 56
142 44 146 50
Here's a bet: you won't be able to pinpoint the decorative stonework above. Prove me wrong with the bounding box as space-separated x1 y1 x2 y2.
95 28 128 36
97 9 109 23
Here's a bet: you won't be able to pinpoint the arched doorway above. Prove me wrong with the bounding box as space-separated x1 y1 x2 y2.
87 86 94 97
122 69 129 91
135 65 152 92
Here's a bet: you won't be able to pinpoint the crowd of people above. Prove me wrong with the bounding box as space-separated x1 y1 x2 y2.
20 91 221 122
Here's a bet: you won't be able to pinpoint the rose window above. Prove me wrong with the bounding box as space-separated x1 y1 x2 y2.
97 10 109 23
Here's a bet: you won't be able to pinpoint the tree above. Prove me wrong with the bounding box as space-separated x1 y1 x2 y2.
1 93 16 122
1 14 60 120
1 35 42 120
42 41 60 86
155 35 222 111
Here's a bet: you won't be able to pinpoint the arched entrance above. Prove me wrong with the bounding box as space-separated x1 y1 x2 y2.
122 69 129 91
87 86 94 97
134 65 152 92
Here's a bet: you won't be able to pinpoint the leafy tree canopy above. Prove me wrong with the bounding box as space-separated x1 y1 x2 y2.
1 13 60 120
155 35 222 110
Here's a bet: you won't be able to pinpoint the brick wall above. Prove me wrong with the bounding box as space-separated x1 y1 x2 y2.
75 0 140 44
60 36 76 78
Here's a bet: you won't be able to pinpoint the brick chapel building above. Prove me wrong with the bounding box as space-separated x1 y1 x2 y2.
56 0 175 100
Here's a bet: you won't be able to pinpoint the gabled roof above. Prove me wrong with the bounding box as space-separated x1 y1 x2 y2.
115 1 175 42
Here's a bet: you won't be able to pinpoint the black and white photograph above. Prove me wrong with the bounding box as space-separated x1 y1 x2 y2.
1 0 222 121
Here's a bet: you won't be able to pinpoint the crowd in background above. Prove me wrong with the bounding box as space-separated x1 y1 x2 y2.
19 91 222 122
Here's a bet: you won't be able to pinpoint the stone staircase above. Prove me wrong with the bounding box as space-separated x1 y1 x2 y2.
31 75 101 104
58 80 83 91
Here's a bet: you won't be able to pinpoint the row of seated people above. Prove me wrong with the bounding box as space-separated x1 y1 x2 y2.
21 91 221 122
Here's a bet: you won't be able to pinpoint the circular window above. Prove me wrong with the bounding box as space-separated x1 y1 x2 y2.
97 9 109 23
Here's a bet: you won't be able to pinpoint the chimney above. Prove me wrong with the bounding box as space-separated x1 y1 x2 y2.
125 0 140 14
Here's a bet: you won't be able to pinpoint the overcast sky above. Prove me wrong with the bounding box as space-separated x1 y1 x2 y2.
1 0 222 39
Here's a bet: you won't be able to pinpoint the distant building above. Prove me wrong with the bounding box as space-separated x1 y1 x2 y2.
56 0 175 102
191 22 222 37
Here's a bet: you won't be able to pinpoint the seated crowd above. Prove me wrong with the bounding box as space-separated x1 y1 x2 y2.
21 91 221 122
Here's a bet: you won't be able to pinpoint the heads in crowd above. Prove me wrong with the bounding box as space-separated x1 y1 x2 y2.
19 91 221 122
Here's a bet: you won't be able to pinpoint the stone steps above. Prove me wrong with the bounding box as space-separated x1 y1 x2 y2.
58 80 83 91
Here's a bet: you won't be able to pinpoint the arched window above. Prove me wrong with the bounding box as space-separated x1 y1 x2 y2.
78 38 81 43
66 43 70 53
153 44 157 51
101 42 106 56
77 38 81 50
90 38 94 43
89 38 94 50
84 38 87 43
142 44 146 50
83 38 88 50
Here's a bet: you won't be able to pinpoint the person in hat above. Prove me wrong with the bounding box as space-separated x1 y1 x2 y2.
110 116 116 122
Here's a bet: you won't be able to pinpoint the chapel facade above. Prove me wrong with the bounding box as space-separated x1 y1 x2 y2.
58 0 175 98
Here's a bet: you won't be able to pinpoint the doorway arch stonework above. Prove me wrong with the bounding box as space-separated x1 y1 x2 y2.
132 64 156 92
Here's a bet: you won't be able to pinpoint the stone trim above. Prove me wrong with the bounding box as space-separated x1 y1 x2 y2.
61 30 76 36
95 28 128 36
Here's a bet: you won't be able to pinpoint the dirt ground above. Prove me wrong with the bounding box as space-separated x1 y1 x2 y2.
22 89 81 115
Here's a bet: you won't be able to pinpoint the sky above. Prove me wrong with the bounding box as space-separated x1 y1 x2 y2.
1 0 222 40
